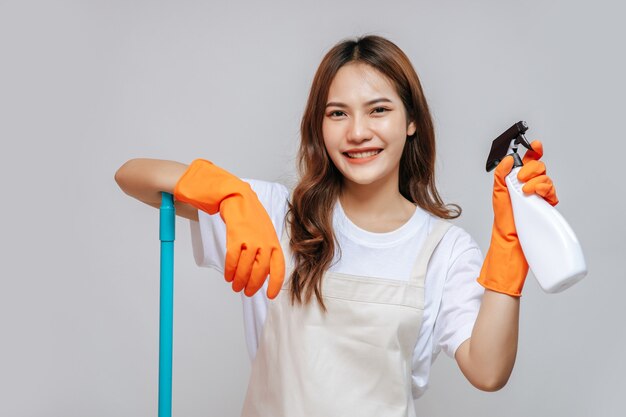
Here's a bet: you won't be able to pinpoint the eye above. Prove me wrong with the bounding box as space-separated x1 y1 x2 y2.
328 110 345 118
372 107 390 114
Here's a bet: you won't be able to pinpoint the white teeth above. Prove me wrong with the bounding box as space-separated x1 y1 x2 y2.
345 150 382 159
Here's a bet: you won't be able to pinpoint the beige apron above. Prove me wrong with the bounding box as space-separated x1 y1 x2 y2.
240 218 452 417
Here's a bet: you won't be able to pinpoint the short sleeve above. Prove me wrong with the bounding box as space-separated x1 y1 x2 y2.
432 230 484 358
189 178 290 272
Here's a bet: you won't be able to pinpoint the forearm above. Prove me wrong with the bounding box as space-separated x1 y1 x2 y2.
114 158 188 205
456 289 520 391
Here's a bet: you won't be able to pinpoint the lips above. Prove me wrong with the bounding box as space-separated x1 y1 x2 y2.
342 147 384 158
343 147 383 153
341 148 383 164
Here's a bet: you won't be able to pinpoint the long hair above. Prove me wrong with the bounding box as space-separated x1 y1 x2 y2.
286 35 461 311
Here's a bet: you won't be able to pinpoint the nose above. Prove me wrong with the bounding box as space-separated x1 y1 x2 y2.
347 114 372 143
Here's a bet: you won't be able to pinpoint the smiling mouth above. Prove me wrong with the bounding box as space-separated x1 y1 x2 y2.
343 149 383 159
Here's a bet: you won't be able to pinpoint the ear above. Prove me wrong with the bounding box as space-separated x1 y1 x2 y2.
407 120 417 137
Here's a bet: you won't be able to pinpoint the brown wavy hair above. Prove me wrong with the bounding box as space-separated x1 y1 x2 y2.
285 35 461 311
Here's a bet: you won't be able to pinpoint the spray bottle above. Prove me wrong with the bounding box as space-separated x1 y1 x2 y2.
486 121 587 293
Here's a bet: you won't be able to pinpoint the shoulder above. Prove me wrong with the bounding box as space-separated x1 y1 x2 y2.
241 178 291 211
242 178 291 199
427 215 483 271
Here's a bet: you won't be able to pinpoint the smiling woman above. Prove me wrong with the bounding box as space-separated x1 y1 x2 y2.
115 34 561 417
290 36 459 315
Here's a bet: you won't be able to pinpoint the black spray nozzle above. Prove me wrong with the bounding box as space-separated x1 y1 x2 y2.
485 121 534 172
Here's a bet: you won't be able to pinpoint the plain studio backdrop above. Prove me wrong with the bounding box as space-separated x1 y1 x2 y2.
1 0 624 416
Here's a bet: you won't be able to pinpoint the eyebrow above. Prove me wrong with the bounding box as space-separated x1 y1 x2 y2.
325 97 393 108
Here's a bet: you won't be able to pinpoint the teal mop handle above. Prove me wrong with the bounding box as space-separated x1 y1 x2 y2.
159 192 175 417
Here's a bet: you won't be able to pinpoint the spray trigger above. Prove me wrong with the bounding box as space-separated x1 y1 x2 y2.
485 120 534 172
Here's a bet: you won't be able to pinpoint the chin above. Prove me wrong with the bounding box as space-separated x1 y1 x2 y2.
342 173 389 187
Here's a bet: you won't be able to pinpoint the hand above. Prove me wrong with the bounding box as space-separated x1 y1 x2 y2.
517 140 558 206
477 140 558 296
220 189 286 298
173 159 285 299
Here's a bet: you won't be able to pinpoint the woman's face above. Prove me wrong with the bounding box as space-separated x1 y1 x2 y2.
322 62 416 189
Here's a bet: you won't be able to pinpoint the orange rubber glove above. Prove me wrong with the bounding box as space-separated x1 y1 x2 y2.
173 159 285 299
478 140 558 296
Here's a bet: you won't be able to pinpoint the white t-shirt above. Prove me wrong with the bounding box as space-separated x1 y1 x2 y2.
189 178 485 399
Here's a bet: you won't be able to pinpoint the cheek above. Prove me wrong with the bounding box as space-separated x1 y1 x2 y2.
322 121 341 148
376 119 394 135
322 119 334 135
385 116 410 141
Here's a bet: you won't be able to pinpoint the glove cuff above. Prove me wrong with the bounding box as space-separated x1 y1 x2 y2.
477 242 529 297
173 159 248 215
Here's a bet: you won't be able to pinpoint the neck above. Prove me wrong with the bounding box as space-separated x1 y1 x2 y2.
339 171 415 222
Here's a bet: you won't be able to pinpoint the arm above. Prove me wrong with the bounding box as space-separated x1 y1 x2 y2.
114 158 199 221
454 290 519 391
116 157 286 298
455 140 557 391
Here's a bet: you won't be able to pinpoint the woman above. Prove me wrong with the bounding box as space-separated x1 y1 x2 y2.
115 35 557 416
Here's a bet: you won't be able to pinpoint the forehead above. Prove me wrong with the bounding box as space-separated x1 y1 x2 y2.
327 62 399 102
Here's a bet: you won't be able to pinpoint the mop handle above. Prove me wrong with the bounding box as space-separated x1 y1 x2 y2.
159 192 175 417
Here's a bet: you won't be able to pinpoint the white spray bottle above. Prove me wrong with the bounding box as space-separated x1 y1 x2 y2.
486 121 587 293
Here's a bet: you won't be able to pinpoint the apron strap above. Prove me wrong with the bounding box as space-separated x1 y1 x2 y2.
408 219 452 287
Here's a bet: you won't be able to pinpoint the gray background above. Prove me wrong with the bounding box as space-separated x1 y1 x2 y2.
1 0 624 416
